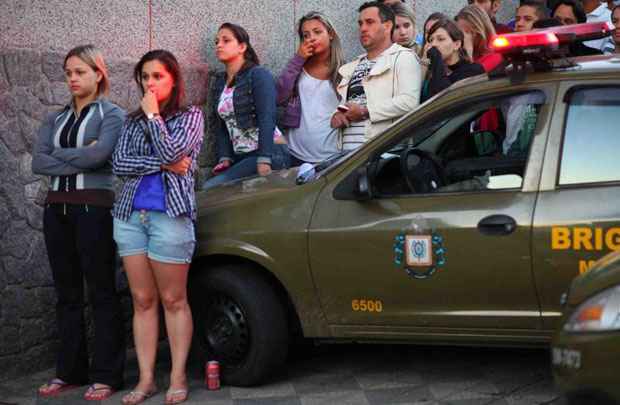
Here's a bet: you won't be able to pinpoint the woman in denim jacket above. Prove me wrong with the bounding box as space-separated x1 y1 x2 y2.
203 23 289 189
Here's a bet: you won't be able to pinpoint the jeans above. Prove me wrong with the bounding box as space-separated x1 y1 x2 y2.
203 144 291 190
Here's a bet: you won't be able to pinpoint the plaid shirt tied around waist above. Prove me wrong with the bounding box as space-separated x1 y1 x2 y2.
113 105 204 222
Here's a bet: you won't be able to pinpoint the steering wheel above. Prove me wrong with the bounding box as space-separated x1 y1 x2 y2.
399 147 447 193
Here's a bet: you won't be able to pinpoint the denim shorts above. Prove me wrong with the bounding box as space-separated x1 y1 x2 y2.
113 210 195 264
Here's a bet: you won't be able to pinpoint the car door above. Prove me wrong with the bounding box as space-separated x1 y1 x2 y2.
308 86 556 335
532 82 620 331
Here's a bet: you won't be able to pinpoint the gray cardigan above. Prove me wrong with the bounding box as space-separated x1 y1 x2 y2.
32 98 126 192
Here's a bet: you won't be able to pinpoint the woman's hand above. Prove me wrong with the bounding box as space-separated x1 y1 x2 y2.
297 40 315 59
422 41 432 59
141 89 160 117
212 160 231 175
162 156 192 175
257 162 272 176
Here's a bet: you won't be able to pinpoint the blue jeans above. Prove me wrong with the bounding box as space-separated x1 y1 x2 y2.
203 144 291 190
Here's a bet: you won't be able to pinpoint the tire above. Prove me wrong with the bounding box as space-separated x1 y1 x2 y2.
190 264 289 386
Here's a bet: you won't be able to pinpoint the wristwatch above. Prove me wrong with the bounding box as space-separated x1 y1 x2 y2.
146 112 159 120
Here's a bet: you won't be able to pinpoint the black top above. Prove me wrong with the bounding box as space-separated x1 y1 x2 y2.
424 47 485 102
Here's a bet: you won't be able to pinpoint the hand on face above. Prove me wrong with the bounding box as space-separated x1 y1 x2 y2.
141 89 160 116
297 40 315 59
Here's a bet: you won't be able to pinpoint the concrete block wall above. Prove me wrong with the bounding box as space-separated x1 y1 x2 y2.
0 0 519 380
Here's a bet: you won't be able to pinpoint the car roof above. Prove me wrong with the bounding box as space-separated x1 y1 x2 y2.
427 54 620 104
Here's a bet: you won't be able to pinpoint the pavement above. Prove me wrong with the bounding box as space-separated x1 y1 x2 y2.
0 344 565 405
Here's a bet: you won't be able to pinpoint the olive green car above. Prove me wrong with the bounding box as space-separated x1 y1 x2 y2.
552 250 620 405
189 55 620 386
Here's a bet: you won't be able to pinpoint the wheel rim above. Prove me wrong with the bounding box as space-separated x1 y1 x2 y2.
203 292 250 367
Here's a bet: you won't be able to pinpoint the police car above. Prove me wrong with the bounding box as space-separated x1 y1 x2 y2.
552 250 620 404
190 22 620 386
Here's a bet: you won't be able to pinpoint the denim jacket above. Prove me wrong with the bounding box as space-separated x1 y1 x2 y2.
213 64 276 164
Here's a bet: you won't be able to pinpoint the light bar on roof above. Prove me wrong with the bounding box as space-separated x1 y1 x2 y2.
490 21 613 55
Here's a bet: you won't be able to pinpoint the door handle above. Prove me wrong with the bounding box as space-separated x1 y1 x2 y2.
477 214 517 236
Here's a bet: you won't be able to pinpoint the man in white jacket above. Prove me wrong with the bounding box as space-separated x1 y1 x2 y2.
331 1 421 151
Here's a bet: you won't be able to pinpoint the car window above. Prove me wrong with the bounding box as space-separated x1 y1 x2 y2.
370 91 546 196
559 87 620 186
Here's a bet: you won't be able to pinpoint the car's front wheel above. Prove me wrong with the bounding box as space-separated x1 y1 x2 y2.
190 264 289 386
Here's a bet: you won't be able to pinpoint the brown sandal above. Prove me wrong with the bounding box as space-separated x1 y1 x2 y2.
165 388 188 405
121 388 158 405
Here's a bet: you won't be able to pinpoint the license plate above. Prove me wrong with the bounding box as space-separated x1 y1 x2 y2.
552 347 582 369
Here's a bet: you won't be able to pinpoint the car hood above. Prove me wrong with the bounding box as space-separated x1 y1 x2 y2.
196 167 305 208
568 250 620 305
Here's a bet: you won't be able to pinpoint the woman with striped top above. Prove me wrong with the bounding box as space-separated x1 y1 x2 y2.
113 50 204 405
32 45 126 401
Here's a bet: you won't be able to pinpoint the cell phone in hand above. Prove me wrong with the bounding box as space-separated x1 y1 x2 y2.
337 104 350 112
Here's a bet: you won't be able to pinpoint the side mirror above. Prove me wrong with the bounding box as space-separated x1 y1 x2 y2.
333 166 373 201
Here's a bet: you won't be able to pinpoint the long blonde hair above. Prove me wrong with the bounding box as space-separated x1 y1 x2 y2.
455 5 496 60
297 11 344 89
63 44 110 97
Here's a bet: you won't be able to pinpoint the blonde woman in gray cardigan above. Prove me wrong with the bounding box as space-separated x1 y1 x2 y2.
32 45 126 402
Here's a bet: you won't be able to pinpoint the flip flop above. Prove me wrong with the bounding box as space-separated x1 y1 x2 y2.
164 388 188 405
83 384 115 401
38 378 80 397
121 389 158 405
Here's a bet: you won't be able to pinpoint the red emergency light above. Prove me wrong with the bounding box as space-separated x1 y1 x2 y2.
491 21 613 55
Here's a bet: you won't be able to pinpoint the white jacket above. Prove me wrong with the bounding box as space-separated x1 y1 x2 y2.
337 43 422 141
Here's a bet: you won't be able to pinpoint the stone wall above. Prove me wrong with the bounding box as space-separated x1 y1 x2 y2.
0 0 520 381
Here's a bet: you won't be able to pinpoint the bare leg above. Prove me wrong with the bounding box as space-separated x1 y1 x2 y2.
124 254 159 394
150 259 192 395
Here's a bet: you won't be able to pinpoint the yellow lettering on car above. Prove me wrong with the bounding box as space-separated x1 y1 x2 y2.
605 228 620 251
573 228 593 250
352 299 383 313
552 227 571 250
578 260 597 274
551 227 620 251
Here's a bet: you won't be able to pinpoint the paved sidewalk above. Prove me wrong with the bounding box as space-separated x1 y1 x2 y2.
0 344 565 405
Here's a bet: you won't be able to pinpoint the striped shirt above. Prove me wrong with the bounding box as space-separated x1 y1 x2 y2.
112 106 204 222
342 57 375 151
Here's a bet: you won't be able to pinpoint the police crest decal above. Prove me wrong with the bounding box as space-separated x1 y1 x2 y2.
393 218 446 279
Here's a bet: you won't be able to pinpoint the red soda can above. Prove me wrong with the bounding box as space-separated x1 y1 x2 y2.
206 361 220 390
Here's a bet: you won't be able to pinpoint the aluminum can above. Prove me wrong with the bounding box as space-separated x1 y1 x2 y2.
206 361 220 390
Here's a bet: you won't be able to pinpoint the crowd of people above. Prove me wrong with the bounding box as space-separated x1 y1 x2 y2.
29 1 620 404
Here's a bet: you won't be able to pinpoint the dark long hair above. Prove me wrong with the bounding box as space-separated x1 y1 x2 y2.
420 12 448 58
219 22 260 68
130 49 186 119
